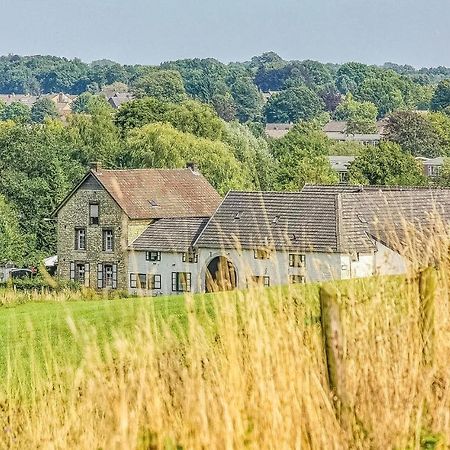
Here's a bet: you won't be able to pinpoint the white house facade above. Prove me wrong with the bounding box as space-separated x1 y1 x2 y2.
126 186 445 296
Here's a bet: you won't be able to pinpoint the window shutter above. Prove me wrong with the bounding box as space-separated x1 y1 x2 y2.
84 263 90 287
112 264 118 289
172 273 177 291
97 263 103 289
70 262 75 281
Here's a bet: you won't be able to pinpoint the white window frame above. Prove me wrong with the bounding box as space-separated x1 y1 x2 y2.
89 203 99 225
289 254 305 268
146 251 161 261
75 228 86 251
103 229 114 252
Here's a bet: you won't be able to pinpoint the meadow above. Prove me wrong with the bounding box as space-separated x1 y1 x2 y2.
0 271 448 450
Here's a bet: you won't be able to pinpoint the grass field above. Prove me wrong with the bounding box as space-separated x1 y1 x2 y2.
0 275 448 449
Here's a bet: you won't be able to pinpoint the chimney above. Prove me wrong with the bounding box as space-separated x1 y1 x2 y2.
186 162 198 173
89 162 102 172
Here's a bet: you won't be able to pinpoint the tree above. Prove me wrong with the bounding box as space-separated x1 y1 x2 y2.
270 123 338 189
356 72 404 117
428 112 450 156
124 123 250 194
115 97 225 140
0 102 31 123
212 93 237 122
71 93 112 114
0 195 27 265
31 98 58 123
431 79 450 112
336 62 374 94
384 111 442 157
230 77 264 122
131 70 187 103
333 94 378 133
265 85 324 123
349 142 427 186
0 124 84 259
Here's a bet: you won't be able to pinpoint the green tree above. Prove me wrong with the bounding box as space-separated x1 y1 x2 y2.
265 85 324 123
115 97 225 140
333 94 378 133
384 111 441 157
270 123 338 189
336 62 375 94
124 123 249 194
230 77 264 122
0 194 27 265
0 102 31 123
31 98 58 123
431 79 450 112
71 93 112 114
212 93 237 122
428 112 450 156
131 70 187 103
349 141 427 186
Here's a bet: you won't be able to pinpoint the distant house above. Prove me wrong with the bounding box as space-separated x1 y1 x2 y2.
108 92 133 109
323 120 386 145
264 123 294 139
0 93 76 118
328 156 356 183
416 157 445 178
126 185 450 295
53 163 221 290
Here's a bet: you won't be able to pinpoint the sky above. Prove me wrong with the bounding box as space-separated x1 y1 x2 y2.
1 0 449 67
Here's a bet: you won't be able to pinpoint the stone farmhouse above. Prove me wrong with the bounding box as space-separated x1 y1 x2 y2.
54 166 450 295
53 163 221 290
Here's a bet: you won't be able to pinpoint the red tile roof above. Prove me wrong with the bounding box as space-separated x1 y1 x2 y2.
93 168 221 220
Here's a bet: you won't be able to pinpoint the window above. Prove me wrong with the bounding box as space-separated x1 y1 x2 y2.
98 263 117 289
137 273 147 289
102 229 114 252
70 262 90 286
428 165 441 177
289 254 305 268
89 203 99 225
75 228 86 250
172 272 191 292
182 251 198 263
254 249 271 260
252 276 270 287
338 171 349 184
289 275 305 284
146 251 161 261
130 273 137 289
148 274 161 290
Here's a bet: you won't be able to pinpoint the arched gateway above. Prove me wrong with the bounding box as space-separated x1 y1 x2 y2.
205 256 237 293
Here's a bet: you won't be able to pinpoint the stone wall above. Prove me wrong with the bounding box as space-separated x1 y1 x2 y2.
57 175 129 290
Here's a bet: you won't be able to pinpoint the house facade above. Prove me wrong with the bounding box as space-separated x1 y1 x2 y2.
54 164 221 290
126 186 443 296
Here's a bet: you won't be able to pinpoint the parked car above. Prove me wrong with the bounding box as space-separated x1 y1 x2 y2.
10 269 33 280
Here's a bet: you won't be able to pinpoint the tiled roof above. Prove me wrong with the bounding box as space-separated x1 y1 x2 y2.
194 191 345 252
130 217 208 252
93 168 222 220
328 156 356 171
194 186 450 254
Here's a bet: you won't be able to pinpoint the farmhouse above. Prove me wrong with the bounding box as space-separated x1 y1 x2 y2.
54 163 221 290
127 185 450 295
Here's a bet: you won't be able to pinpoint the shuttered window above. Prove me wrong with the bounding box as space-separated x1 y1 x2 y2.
172 272 191 292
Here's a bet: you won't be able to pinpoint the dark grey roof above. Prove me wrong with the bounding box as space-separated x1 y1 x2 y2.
194 186 450 254
194 191 346 252
130 217 209 252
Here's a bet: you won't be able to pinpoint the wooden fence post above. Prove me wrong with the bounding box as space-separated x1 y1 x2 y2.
418 267 437 367
320 283 349 420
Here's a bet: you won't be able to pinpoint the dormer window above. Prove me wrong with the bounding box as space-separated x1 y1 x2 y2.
254 249 271 260
149 199 159 207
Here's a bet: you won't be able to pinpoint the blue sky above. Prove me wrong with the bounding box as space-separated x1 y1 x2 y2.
1 0 449 67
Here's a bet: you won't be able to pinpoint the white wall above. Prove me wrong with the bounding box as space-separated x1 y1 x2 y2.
374 242 407 275
127 241 408 296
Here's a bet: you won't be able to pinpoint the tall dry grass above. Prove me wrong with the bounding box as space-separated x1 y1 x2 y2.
0 273 448 449
1 218 450 449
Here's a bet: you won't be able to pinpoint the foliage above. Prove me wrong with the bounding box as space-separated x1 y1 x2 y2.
384 111 442 157
0 102 31 123
265 85 324 123
131 69 187 103
270 122 338 189
124 123 250 194
431 79 450 112
0 195 27 264
71 92 112 114
428 112 450 156
115 97 225 141
334 94 378 133
349 141 427 186
328 140 366 156
31 97 58 123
